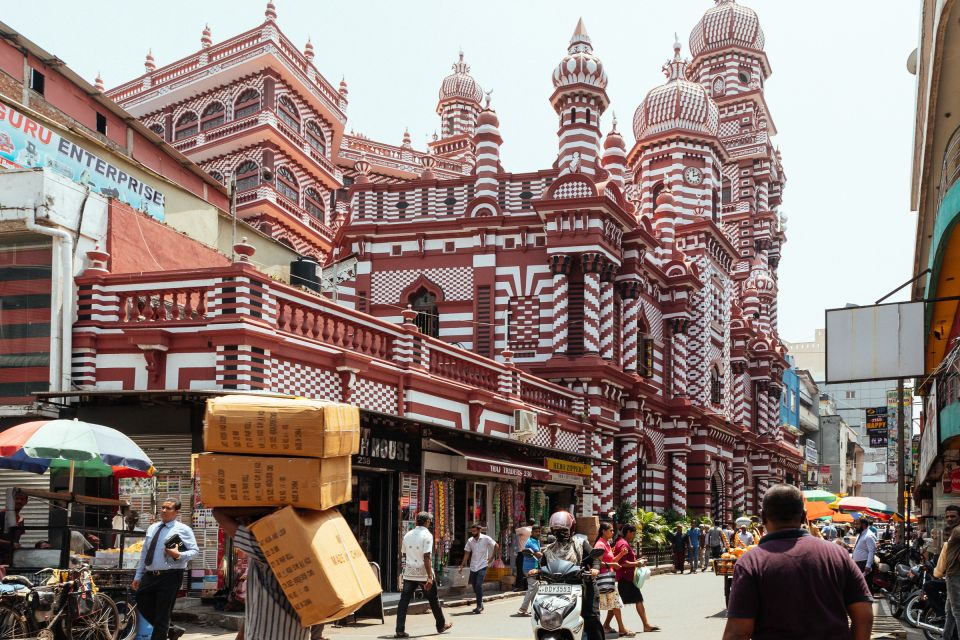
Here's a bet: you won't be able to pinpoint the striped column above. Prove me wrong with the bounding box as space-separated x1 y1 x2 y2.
550 255 571 354
671 326 689 398
619 437 640 508
733 470 746 515
591 432 603 514
601 120 627 189
732 367 746 425
754 382 768 435
582 254 602 354
756 477 770 507
620 284 640 372
769 393 781 439
600 433 615 512
472 105 502 212
671 452 688 515
599 277 615 360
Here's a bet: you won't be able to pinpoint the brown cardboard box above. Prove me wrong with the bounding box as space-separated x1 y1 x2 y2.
196 454 351 509
204 395 360 457
576 516 599 540
251 507 381 626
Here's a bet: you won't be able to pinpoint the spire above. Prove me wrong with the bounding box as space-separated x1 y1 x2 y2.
94 73 104 93
144 49 156 72
201 24 212 49
569 17 592 53
471 99 502 216
338 76 348 97
452 50 469 74
304 37 314 61
401 128 412 149
663 36 689 81
602 113 627 189
265 1 277 20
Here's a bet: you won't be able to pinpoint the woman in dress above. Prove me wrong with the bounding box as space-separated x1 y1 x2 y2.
594 522 633 637
609 524 660 633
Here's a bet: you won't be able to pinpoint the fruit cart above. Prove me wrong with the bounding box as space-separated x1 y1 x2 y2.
713 546 756 604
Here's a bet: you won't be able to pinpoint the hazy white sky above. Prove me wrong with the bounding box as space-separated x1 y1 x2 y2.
3 1 921 342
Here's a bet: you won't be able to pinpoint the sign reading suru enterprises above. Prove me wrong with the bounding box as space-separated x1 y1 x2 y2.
0 102 166 220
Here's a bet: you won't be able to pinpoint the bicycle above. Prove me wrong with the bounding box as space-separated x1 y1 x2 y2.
0 565 121 640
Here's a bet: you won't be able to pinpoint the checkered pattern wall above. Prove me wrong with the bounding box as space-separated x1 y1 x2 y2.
510 296 540 351
371 268 474 304
352 378 399 414
271 358 342 400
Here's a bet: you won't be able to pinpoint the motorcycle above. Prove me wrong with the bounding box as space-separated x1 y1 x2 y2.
523 546 603 640
903 562 935 626
912 575 946 640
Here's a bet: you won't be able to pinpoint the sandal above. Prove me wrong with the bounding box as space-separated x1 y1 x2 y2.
620 632 637 638
643 627 661 633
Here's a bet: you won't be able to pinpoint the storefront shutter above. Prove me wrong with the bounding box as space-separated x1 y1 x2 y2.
0 470 50 547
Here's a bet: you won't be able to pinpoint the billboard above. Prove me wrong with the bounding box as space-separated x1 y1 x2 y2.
886 388 912 482
825 302 925 383
0 102 165 220
865 407 888 448
917 388 939 483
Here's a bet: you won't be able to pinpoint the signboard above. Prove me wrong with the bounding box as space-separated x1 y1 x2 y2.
917 388 939 484
466 459 551 481
545 458 592 477
804 440 818 465
886 389 912 483
865 407 889 448
825 302 924 383
0 102 166 219
354 426 420 472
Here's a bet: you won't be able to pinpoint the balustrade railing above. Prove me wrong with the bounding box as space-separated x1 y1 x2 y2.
428 348 500 393
117 288 209 323
275 296 393 360
520 377 575 414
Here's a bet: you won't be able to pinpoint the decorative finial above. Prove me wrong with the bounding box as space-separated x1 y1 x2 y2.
451 50 470 74
144 49 156 72
673 33 682 58
201 24 213 48
402 128 412 148
265 0 277 20
354 152 371 184
569 17 592 53
611 112 618 132
304 37 315 61
338 76 348 96
484 88 493 109
94 72 104 93
662 38 688 81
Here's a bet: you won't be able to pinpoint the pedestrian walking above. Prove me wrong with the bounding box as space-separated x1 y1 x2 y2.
723 522 736 546
687 523 702 573
669 524 686 573
213 509 331 640
699 524 711 571
514 519 534 592
460 523 499 614
595 521 632 637
516 524 542 616
393 511 452 638
708 522 727 563
821 521 838 541
134 499 199 640
733 523 754 548
933 504 960 639
722 484 874 640
611 524 660 633
851 517 877 575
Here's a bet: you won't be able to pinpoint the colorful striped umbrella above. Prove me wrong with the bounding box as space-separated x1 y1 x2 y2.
828 496 891 514
0 419 154 478
803 489 838 503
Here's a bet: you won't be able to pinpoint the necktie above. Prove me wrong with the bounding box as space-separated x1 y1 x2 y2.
146 522 168 568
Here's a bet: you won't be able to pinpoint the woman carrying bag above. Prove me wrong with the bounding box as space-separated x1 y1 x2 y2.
610 525 660 633
594 522 633 637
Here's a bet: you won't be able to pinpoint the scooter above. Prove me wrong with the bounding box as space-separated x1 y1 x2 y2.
913 576 946 640
523 547 603 640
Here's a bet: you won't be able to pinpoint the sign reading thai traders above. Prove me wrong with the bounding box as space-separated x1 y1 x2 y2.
0 102 166 220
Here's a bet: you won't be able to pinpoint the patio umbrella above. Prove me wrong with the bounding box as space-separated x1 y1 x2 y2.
0 419 155 481
804 500 835 520
829 496 890 513
802 489 838 503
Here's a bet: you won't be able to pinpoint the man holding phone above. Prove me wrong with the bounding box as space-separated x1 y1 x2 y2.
132 499 199 640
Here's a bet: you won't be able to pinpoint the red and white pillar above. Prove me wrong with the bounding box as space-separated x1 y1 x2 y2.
671 452 688 514
599 274 615 361
551 255 571 355
620 283 641 372
619 436 640 508
582 254 602 355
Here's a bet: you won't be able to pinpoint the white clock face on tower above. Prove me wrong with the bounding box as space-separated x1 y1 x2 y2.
684 167 704 185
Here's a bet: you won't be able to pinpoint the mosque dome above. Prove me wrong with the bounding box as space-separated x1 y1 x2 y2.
689 0 765 59
439 52 483 105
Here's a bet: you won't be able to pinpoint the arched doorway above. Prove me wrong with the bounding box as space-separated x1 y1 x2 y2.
409 287 439 337
710 470 725 524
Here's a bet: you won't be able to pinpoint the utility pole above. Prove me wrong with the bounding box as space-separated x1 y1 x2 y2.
897 378 906 541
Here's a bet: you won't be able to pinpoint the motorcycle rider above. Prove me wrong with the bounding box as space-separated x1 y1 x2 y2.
536 510 604 640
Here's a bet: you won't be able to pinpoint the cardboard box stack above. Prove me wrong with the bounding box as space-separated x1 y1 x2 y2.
198 395 381 626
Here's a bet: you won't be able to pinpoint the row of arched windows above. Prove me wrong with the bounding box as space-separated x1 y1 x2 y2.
150 89 327 155
207 160 328 222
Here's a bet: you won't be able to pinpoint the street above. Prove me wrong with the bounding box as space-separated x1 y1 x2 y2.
180 571 729 639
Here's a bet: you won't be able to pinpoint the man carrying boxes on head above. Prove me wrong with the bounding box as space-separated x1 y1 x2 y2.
198 395 382 636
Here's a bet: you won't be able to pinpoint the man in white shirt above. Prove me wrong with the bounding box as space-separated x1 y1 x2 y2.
851 517 878 574
460 524 500 614
395 512 452 639
735 524 755 547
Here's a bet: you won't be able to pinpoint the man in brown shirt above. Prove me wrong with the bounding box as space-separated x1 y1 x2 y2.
934 505 960 639
723 484 873 640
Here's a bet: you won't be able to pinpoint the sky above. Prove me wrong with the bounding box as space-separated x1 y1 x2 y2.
2 0 922 343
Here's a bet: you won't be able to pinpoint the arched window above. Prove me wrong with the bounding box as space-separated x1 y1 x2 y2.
200 102 225 131
710 366 723 405
305 121 326 156
148 123 164 138
209 171 224 184
277 96 301 133
174 112 198 140
651 181 664 208
586 108 592 126
569 108 576 124
304 187 325 220
234 89 260 118
276 166 299 201
234 160 260 191
637 320 653 378
409 287 439 338
447 116 455 135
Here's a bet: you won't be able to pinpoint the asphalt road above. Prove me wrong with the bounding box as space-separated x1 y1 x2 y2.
179 570 730 640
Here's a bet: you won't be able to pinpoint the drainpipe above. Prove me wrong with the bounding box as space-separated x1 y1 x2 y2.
25 208 74 393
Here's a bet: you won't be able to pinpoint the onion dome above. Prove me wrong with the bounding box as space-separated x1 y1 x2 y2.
439 52 483 105
689 0 765 59
265 1 277 20
201 24 212 49
552 18 608 91
144 50 156 73
94 73 104 93
744 251 776 299
603 114 626 152
304 38 315 62
633 38 719 142
477 104 500 129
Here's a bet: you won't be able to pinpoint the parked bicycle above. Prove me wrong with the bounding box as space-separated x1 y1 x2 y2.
0 565 122 640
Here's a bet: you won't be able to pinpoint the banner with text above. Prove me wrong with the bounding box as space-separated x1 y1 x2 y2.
866 407 889 448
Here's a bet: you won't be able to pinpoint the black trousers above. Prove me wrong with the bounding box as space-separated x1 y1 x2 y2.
514 552 527 590
396 580 446 634
582 580 604 640
137 570 183 640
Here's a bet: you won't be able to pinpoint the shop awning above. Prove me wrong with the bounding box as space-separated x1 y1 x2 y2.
430 440 552 481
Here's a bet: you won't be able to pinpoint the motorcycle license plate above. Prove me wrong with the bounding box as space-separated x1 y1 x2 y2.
539 584 574 595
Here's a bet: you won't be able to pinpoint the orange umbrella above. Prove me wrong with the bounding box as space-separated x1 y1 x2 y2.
831 513 855 523
804 500 834 520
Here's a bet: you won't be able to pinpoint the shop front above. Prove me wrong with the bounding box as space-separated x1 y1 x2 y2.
343 414 422 591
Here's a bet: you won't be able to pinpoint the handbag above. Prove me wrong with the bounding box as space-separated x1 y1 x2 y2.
596 571 616 594
633 565 651 590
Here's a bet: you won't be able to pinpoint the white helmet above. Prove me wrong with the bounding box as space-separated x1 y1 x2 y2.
549 511 576 541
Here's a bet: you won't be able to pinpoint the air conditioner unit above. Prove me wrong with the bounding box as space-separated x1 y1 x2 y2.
510 409 538 441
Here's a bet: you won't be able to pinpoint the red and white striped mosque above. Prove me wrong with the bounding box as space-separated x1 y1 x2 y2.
100 0 802 518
